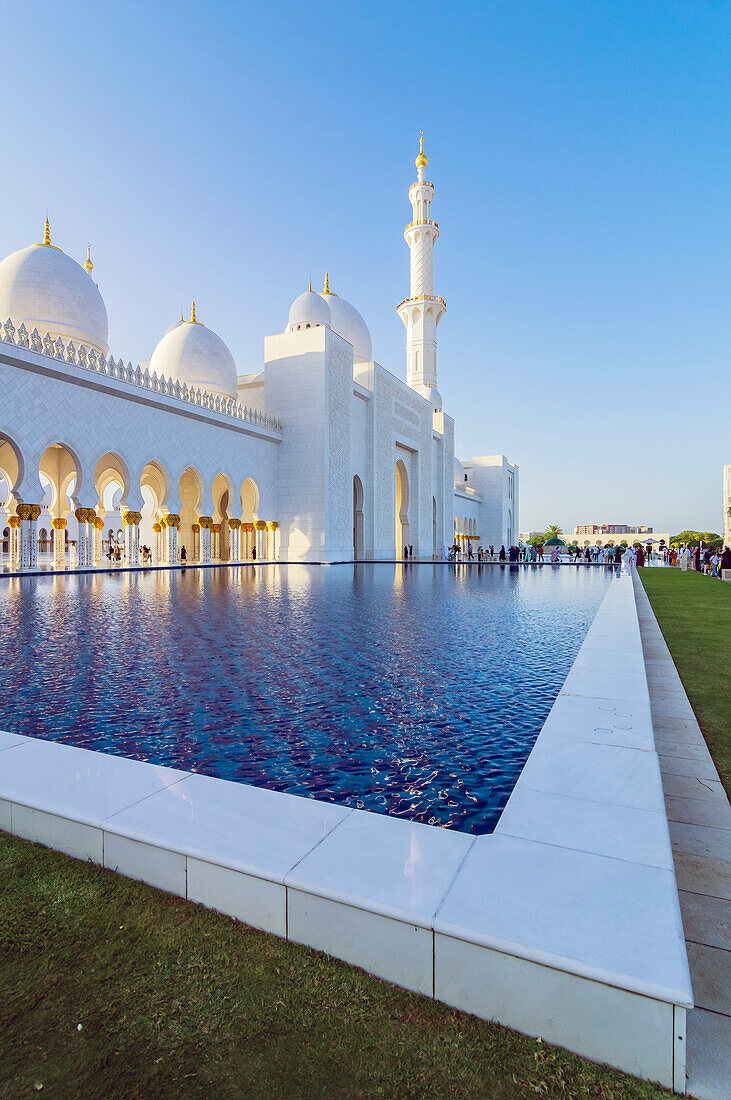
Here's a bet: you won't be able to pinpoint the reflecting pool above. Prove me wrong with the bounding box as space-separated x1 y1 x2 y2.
0 564 613 833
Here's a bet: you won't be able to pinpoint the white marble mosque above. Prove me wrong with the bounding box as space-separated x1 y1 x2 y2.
0 138 517 570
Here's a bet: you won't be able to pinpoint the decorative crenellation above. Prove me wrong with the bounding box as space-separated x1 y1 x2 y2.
1 317 282 434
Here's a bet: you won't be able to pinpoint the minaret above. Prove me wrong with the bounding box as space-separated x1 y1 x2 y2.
397 133 446 407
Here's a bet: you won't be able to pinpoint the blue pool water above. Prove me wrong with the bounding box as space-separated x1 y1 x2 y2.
0 564 612 833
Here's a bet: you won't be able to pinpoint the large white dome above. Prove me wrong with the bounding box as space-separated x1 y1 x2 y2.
320 276 372 362
149 311 237 400
287 288 331 331
0 227 109 354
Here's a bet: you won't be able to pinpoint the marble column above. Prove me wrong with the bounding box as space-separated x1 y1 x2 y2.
163 514 180 564
123 511 142 566
255 520 268 561
229 518 241 561
241 522 252 560
17 504 41 568
269 521 279 561
211 523 221 562
9 516 20 568
198 516 212 563
52 518 67 568
93 517 104 565
74 508 90 568
152 522 162 563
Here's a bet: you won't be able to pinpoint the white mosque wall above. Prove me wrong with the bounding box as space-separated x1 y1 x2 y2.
465 456 519 548
0 340 280 524
263 325 456 562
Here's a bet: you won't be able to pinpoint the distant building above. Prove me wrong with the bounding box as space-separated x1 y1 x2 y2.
575 524 654 537
573 524 670 547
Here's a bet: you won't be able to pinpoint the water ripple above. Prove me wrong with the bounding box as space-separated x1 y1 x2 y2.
0 564 611 833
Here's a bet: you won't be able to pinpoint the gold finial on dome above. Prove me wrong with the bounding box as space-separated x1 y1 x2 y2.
179 307 184 322
190 300 199 324
84 243 93 274
308 279 312 292
415 130 428 169
35 214 60 250
322 271 337 296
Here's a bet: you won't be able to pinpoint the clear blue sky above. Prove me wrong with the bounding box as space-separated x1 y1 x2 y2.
2 0 729 535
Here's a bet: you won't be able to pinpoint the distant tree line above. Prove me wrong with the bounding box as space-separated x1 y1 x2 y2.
670 530 722 548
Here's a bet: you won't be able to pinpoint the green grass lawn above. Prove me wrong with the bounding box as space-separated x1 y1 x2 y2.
640 569 731 792
0 832 670 1100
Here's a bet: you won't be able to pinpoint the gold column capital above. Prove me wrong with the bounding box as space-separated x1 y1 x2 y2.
228 518 241 529
197 516 213 529
51 518 67 530
122 511 142 526
17 503 41 521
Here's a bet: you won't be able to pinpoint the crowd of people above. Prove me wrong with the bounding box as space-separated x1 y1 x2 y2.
440 538 731 577
441 541 625 565
664 542 731 578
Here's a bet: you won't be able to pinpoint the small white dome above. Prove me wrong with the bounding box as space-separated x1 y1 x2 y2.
411 380 442 411
426 384 442 411
321 285 372 362
162 315 185 338
0 229 108 354
149 315 237 400
287 289 331 331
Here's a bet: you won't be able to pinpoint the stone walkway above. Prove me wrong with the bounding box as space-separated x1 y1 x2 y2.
634 574 731 1099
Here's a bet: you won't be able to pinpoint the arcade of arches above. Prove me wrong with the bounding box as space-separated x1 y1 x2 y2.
0 437 277 570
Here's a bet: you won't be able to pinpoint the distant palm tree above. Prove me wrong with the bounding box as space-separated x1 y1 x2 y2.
544 524 563 540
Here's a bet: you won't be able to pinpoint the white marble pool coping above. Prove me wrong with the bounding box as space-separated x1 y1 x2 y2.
0 572 692 1091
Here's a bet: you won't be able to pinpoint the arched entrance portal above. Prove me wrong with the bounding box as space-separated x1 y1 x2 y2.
353 475 364 560
395 458 410 557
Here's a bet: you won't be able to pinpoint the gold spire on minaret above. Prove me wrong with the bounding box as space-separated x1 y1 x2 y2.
415 130 428 169
84 243 93 274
